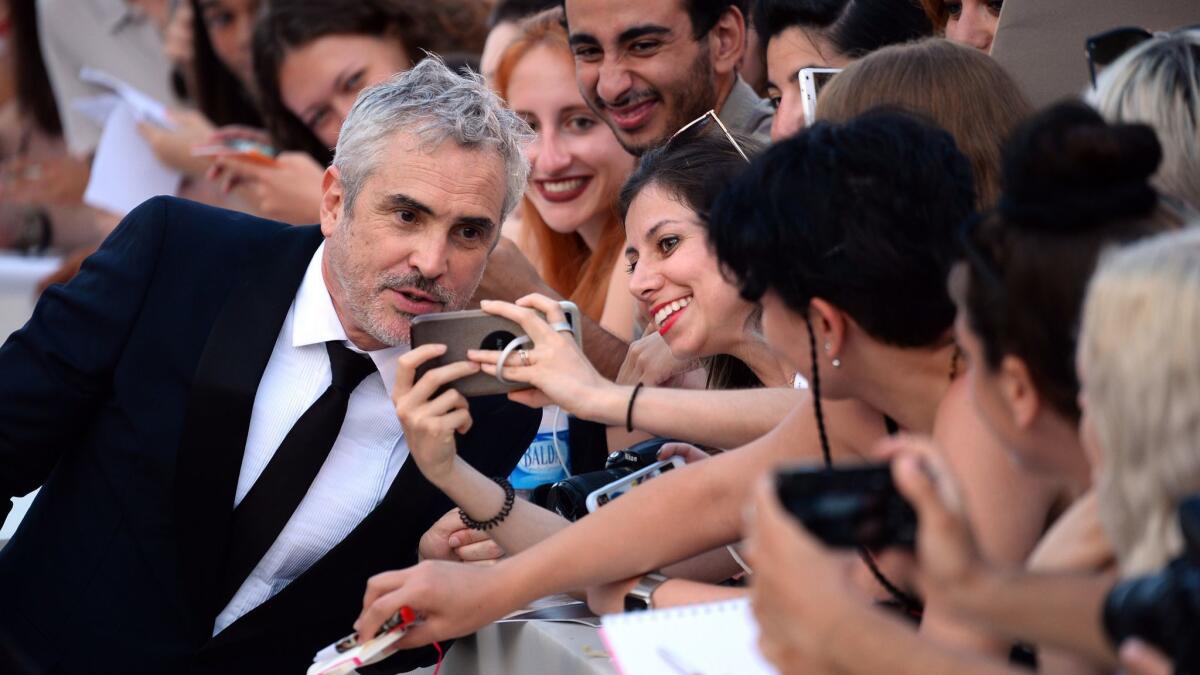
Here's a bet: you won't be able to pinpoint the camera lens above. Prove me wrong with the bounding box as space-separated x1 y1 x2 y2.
480 330 517 351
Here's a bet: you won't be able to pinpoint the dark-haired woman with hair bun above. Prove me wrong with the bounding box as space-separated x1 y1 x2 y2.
743 101 1186 675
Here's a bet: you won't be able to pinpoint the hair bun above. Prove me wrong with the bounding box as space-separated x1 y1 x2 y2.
999 102 1161 232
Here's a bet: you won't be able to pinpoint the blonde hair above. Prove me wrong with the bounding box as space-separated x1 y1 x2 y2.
1089 29 1200 211
1080 225 1200 576
816 38 1031 207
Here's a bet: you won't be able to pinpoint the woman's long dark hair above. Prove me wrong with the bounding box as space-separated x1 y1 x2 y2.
618 128 767 391
188 0 262 128
9 0 61 135
253 0 488 164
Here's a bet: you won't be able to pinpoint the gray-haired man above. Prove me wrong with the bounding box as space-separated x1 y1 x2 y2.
0 58 539 674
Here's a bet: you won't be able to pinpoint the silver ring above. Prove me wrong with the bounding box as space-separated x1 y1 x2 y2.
518 349 531 367
548 321 574 335
494 335 533 386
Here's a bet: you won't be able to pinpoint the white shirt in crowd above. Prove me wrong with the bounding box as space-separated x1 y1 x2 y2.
214 243 410 634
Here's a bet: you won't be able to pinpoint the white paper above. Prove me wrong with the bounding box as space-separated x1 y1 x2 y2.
79 67 174 129
0 252 61 292
83 102 182 217
72 94 121 127
600 598 779 675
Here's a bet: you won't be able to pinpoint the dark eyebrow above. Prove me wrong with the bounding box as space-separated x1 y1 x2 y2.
457 216 496 233
568 32 600 48
617 25 671 44
382 193 435 217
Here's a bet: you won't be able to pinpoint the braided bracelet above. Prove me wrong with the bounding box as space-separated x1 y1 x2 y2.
459 477 516 531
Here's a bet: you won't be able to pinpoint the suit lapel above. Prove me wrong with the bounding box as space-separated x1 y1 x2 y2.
174 225 324 638
203 394 533 653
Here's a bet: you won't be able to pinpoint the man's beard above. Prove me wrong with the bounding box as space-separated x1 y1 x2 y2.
328 229 469 347
591 47 719 156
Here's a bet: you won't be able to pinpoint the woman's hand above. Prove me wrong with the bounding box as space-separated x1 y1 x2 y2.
418 508 505 564
616 330 700 386
211 151 324 224
881 435 987 607
392 344 479 487
1119 639 1173 675
138 108 216 177
354 560 515 647
745 479 864 675
468 294 624 421
0 155 90 207
658 442 710 464
585 576 641 615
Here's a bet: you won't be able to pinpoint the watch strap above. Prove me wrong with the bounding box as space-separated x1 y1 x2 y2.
623 572 670 612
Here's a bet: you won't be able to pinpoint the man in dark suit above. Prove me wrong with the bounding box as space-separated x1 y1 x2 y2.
0 58 538 674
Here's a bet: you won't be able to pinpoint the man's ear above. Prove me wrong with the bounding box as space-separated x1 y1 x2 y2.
997 355 1040 430
707 5 747 77
809 297 847 364
320 166 344 238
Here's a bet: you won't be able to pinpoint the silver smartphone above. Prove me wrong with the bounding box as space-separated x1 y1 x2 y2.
799 67 843 127
409 300 582 398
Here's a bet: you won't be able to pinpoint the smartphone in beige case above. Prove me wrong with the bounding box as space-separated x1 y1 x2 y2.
410 301 582 398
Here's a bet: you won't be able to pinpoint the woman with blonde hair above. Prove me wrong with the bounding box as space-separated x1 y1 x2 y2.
493 9 636 334
1079 226 1200 577
1088 28 1200 210
817 38 1029 207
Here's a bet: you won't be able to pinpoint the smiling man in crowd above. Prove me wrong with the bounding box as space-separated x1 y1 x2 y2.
563 0 774 154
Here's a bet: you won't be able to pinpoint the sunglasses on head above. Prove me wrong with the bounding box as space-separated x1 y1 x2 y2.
668 109 750 163
1086 24 1200 89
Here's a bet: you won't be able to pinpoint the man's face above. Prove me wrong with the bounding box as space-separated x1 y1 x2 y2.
320 131 506 350
566 0 718 156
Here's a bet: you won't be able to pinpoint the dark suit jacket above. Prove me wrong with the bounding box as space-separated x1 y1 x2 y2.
0 197 539 674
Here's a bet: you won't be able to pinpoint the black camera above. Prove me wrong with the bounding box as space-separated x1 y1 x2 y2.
1103 495 1200 674
774 463 916 550
537 438 675 521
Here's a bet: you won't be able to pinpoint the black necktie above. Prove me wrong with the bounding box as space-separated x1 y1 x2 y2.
223 340 377 599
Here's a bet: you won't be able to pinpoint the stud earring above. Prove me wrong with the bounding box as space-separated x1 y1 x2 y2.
832 357 842 368
825 342 841 368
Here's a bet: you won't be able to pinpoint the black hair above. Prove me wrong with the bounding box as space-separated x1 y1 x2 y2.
754 0 931 56
713 108 975 348
9 0 62 135
489 0 561 28
561 0 748 40
958 102 1178 420
253 0 487 163
619 129 767 390
188 0 263 128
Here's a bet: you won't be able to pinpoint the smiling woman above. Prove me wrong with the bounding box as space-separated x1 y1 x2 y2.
494 9 636 331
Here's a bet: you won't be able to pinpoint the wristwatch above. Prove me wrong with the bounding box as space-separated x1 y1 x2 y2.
623 572 670 612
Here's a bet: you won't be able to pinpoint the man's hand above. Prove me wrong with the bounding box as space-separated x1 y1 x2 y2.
392 344 479 486
418 508 505 563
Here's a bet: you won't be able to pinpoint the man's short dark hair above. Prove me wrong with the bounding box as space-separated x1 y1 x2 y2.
490 0 561 28
711 109 976 348
562 0 748 39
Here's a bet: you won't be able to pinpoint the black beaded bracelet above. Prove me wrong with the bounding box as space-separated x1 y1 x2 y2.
625 382 645 433
459 477 516 531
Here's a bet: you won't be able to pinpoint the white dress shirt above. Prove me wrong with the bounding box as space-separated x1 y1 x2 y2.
214 243 410 634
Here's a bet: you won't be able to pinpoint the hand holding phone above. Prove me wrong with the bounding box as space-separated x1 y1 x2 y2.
308 607 420 675
774 463 916 550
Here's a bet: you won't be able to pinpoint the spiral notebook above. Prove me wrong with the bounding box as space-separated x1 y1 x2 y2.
600 598 779 675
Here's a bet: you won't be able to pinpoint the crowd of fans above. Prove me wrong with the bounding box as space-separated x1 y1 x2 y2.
2 0 1199 673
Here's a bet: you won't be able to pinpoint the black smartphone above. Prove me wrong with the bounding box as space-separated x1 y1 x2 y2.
774 463 916 550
